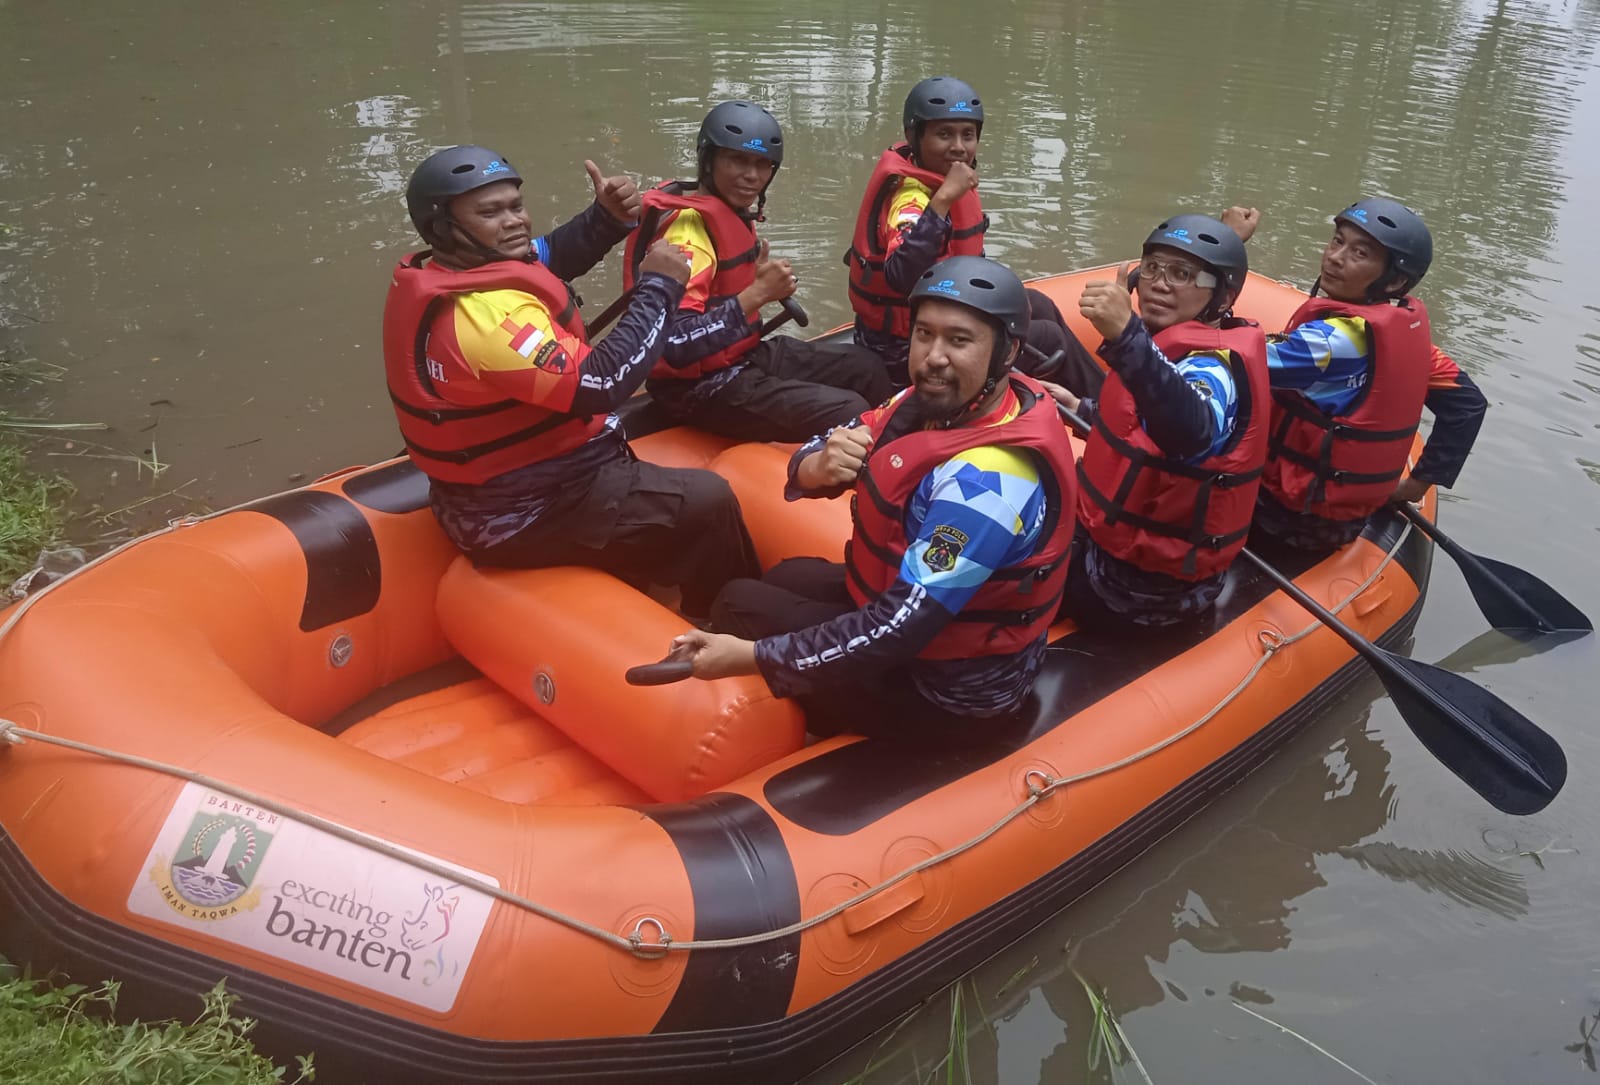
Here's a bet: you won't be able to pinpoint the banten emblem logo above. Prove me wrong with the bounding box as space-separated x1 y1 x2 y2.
922 525 969 573
149 810 276 921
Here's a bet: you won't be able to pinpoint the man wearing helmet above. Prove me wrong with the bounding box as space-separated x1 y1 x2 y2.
845 77 1098 391
1221 199 1488 552
382 145 761 616
665 256 1077 741
1046 215 1269 630
623 101 892 442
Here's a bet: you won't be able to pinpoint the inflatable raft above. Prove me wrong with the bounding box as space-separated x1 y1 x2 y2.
0 269 1435 1083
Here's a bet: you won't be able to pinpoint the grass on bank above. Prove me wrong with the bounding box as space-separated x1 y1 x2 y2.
0 438 72 584
0 965 314 1084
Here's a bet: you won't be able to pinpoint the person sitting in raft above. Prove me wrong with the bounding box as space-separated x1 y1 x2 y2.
844 76 1099 391
1045 215 1268 631
1219 199 1488 553
666 256 1077 742
622 101 893 442
383 144 761 617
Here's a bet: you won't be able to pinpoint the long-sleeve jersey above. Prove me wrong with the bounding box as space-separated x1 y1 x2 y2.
426 205 684 549
1265 316 1487 487
647 207 761 385
1079 315 1238 462
754 408 1052 718
854 177 958 375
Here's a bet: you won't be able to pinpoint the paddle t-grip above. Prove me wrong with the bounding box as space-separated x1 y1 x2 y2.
624 643 696 686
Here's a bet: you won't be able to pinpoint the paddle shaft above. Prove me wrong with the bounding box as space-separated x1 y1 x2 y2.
1238 547 1404 678
1392 501 1571 633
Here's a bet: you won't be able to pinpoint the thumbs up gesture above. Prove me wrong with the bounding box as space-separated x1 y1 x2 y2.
1078 262 1136 342
585 159 641 224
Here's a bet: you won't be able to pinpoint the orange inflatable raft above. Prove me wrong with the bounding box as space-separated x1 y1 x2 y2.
0 269 1436 1083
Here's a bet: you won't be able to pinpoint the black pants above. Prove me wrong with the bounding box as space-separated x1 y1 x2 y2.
468 456 761 618
712 558 1000 743
670 336 894 442
1249 489 1366 555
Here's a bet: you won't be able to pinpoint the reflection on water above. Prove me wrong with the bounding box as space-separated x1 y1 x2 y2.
5 0 1600 1081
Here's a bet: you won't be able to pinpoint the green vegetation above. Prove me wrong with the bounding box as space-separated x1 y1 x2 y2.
0 438 71 584
0 967 314 1084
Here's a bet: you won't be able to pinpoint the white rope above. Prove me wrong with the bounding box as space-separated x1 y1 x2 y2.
0 522 1414 957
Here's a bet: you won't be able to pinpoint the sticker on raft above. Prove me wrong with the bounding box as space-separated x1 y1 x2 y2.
128 783 498 1013
923 525 969 573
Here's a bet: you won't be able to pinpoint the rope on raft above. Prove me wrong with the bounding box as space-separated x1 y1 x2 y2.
0 520 1414 958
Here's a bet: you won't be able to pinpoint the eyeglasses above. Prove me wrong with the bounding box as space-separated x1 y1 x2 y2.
1138 257 1217 289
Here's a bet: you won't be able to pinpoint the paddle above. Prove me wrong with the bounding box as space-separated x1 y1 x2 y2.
583 290 633 339
761 297 809 337
1391 501 1592 635
1240 548 1566 815
625 644 695 686
1050 399 1566 815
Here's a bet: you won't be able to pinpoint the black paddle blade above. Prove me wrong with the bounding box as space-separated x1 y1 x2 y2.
1460 550 1593 635
1379 652 1567 815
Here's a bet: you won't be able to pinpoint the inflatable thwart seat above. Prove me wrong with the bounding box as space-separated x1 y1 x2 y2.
0 269 1435 1085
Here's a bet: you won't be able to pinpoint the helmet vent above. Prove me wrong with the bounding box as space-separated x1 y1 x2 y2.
929 97 947 105
1378 215 1397 228
725 124 744 134
970 277 996 289
1198 232 1219 244
450 163 474 174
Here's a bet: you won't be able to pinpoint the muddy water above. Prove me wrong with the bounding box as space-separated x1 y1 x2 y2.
4 0 1600 1080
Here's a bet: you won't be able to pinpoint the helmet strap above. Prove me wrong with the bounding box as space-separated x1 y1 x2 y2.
429 211 517 268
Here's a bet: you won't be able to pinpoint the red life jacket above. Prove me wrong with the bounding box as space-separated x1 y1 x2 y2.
623 181 761 380
1262 295 1431 522
1076 319 1270 580
382 254 604 485
844 375 1077 660
844 143 989 339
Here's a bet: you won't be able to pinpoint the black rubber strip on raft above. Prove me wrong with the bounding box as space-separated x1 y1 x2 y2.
641 794 803 1032
341 459 431 515
0 591 1423 1085
244 491 383 633
764 506 1431 836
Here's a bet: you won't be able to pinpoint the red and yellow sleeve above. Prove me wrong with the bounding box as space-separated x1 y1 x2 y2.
1427 342 1467 389
450 288 590 412
656 208 719 313
879 176 934 258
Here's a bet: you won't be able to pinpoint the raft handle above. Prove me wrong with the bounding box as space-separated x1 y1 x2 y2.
628 915 672 957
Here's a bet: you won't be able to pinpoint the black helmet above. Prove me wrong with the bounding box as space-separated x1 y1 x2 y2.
1142 213 1249 321
909 255 1029 338
902 76 984 138
405 145 522 245
696 100 784 168
1334 197 1432 294
908 256 1029 422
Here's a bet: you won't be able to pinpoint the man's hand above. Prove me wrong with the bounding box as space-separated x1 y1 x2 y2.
1220 206 1260 243
1078 262 1135 343
1037 379 1081 416
737 240 798 314
586 159 641 224
1390 474 1430 504
638 240 692 285
929 161 978 218
671 630 760 679
796 422 874 490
